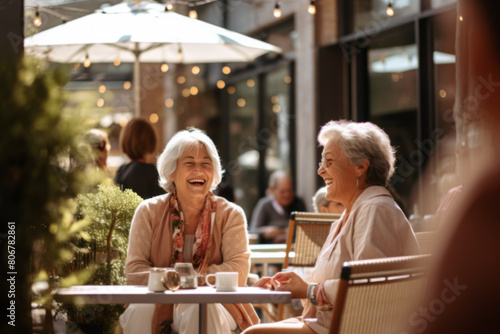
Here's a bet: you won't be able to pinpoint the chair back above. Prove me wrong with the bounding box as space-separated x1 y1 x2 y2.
330 255 430 334
283 212 340 268
415 231 436 254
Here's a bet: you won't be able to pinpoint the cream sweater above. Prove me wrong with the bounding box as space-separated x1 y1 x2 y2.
125 193 250 286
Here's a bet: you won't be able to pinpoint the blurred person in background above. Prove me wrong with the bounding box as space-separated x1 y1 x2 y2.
84 128 110 173
312 186 344 214
250 170 306 244
115 118 165 199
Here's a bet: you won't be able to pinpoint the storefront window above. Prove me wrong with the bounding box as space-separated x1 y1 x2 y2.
367 25 417 211
227 77 259 218
430 10 457 212
263 66 292 177
351 0 420 34
431 0 456 8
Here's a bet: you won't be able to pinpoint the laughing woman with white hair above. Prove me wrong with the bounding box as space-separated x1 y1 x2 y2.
244 120 419 334
119 128 258 334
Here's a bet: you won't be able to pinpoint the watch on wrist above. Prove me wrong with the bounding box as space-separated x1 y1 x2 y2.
307 283 319 306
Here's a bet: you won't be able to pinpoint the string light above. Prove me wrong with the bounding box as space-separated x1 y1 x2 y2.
83 54 91 68
222 66 231 75
114 57 121 66
192 66 200 75
273 2 282 18
177 46 183 61
161 63 169 72
308 0 316 15
386 2 394 17
165 3 173 11
33 10 42 27
217 80 226 89
189 7 198 19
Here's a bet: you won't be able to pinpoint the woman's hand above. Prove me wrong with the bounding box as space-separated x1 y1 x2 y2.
268 271 308 299
252 276 272 288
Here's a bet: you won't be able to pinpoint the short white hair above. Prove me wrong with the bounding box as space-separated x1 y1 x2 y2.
318 120 396 186
157 128 223 193
312 186 329 212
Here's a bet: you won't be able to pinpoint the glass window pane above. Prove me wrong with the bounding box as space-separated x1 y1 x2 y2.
431 0 456 8
368 28 417 210
264 66 292 177
352 0 420 34
431 11 457 213
228 78 258 219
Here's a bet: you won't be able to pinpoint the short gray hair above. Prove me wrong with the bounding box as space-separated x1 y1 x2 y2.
268 170 291 189
312 187 329 212
157 128 223 193
318 120 396 186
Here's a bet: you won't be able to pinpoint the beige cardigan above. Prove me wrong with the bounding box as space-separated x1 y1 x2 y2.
125 193 258 332
303 186 420 334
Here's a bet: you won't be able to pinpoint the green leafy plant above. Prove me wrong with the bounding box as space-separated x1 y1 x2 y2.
0 56 100 333
59 184 143 333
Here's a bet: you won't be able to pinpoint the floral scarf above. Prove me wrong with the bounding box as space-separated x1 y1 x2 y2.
169 192 217 273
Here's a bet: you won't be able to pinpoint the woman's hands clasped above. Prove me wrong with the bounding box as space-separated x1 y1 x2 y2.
253 271 308 299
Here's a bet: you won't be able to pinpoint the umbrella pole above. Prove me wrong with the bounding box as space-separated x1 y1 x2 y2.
134 44 141 117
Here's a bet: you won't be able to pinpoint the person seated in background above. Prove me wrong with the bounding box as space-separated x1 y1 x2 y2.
250 170 306 244
115 118 165 200
119 128 258 334
84 128 110 173
244 120 419 334
312 186 344 214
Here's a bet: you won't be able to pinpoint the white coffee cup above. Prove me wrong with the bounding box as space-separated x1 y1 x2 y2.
205 272 238 292
148 268 167 292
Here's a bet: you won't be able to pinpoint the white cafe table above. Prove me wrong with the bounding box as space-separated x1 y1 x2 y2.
249 243 287 252
250 251 295 276
54 285 291 334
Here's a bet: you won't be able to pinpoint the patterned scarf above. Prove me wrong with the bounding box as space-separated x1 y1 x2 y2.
169 192 217 273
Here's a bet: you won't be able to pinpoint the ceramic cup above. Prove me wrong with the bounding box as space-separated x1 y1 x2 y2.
205 272 238 292
148 268 167 292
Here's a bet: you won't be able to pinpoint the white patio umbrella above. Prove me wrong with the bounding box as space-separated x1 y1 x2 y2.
24 1 282 115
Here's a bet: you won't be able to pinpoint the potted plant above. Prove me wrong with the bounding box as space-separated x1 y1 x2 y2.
60 184 143 334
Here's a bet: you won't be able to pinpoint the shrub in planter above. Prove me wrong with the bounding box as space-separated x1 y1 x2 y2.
59 184 143 334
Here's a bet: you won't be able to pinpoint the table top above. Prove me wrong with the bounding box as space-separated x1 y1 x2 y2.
250 251 294 263
249 244 287 252
54 285 291 305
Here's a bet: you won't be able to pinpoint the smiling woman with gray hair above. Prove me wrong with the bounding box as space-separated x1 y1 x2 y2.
245 120 418 334
120 128 258 334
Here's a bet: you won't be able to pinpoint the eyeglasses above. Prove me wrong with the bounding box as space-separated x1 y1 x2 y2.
318 159 331 169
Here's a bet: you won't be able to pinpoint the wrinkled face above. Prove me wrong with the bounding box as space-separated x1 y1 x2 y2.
318 140 358 205
170 143 214 202
272 177 294 207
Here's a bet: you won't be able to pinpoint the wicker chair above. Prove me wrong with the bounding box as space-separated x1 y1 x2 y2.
276 211 340 319
415 231 437 254
283 211 341 268
330 255 430 334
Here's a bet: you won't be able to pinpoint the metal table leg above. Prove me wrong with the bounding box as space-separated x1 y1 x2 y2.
199 303 208 334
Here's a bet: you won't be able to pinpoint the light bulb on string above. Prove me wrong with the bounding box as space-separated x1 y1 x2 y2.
273 2 281 18
177 46 183 61
83 54 91 68
386 3 394 17
165 3 173 11
308 0 316 15
33 10 42 27
114 57 121 66
189 8 198 19
161 63 169 72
